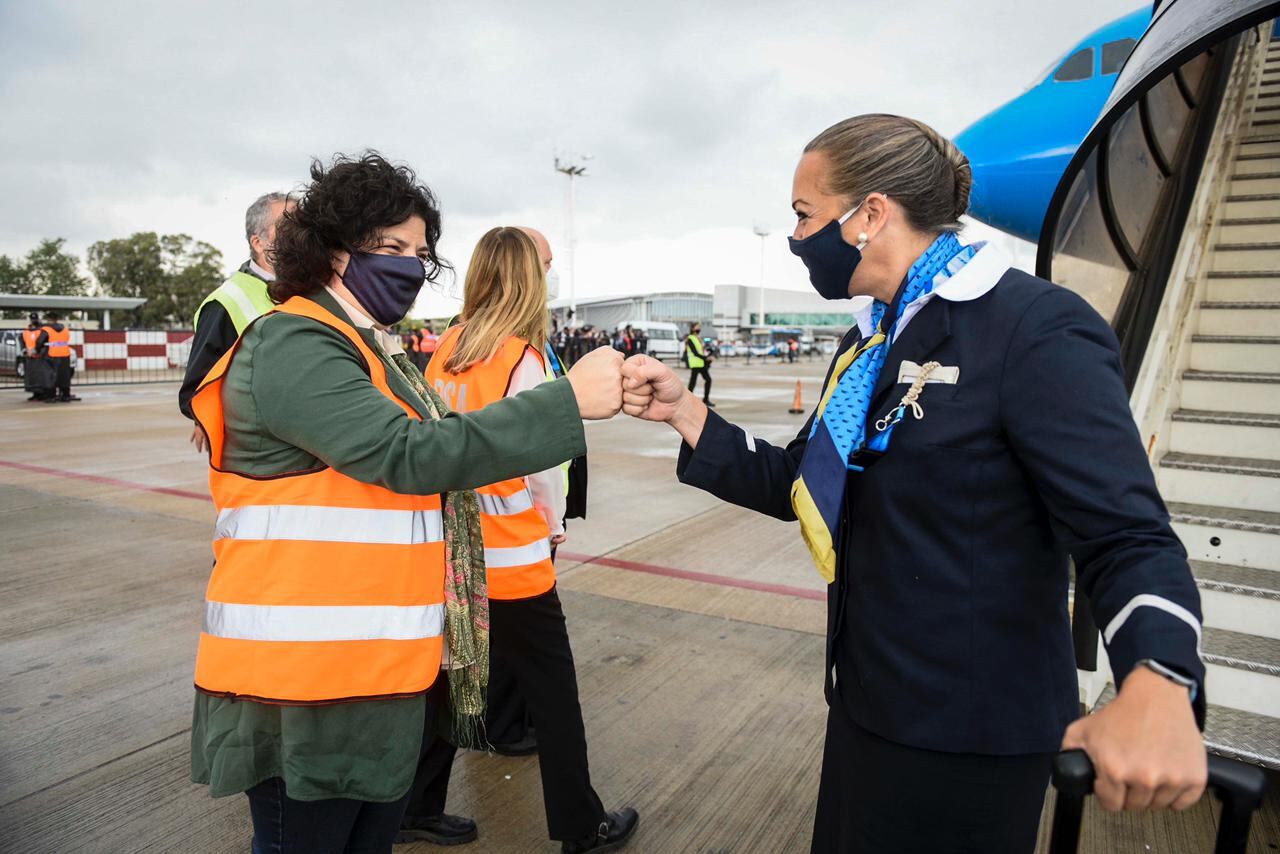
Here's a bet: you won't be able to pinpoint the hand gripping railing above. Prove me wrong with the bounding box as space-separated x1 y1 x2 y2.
1049 749 1267 854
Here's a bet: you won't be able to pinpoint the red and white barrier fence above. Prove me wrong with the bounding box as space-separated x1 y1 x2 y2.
71 330 194 371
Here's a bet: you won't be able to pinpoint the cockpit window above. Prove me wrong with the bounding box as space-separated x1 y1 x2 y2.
1054 47 1095 82
1101 38 1137 75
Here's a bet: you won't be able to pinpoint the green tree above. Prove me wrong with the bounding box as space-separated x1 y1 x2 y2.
0 254 23 292
24 238 89 295
88 232 224 327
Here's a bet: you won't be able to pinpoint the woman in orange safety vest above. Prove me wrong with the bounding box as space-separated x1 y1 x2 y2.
187 154 624 854
421 227 638 852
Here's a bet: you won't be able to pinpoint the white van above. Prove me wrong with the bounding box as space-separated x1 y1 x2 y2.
614 320 682 361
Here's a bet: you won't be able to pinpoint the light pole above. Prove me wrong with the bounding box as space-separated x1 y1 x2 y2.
555 154 590 319
752 225 769 331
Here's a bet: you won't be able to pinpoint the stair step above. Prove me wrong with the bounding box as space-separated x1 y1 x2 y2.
1203 627 1280 718
1233 155 1280 175
1188 335 1280 371
1204 703 1280 771
1231 174 1280 194
1162 452 1280 477
1224 194 1280 217
1208 246 1280 273
1197 302 1280 336
1205 270 1280 277
1173 408 1280 427
1161 452 1280 512
1217 217 1280 244
1236 153 1280 160
1194 559 1280 600
1182 370 1280 415
1170 502 1280 570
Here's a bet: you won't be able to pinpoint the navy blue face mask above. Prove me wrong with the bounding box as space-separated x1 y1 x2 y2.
340 251 427 326
788 202 868 301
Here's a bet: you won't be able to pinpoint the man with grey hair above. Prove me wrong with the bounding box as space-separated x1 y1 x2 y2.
179 192 293 446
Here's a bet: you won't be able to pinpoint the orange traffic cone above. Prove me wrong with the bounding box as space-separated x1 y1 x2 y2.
789 380 805 414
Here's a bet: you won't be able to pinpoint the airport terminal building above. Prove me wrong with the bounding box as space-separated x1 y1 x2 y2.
550 285 858 341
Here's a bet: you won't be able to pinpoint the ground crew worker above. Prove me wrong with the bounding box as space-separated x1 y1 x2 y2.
39 312 78 403
22 312 53 401
418 227 637 854
178 192 293 448
186 153 624 853
684 322 713 407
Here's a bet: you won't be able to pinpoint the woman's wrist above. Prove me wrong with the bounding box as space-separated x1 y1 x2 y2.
668 389 708 448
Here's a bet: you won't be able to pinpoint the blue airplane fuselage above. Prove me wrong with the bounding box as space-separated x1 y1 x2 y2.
954 7 1151 242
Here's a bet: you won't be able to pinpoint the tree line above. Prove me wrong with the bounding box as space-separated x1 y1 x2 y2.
1 234 226 328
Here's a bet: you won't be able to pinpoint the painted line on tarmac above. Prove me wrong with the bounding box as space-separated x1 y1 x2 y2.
0 458 826 604
558 550 825 602
0 459 209 502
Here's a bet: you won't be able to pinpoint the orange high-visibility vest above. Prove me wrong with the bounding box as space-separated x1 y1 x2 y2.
427 326 556 601
42 326 71 358
21 328 41 354
190 296 446 704
421 332 439 354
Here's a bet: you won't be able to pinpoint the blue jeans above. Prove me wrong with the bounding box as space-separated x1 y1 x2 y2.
246 777 413 854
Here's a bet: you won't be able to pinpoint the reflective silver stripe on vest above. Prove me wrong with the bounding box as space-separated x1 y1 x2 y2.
214 505 444 545
204 602 445 642
484 538 553 568
476 490 535 517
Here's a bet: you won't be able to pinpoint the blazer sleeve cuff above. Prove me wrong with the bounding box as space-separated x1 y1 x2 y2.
1103 600 1207 729
676 408 741 488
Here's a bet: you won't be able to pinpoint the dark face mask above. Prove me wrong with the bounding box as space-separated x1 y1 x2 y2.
787 202 867 301
340 251 427 326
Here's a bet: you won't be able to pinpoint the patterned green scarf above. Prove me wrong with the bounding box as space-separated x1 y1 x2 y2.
388 351 489 747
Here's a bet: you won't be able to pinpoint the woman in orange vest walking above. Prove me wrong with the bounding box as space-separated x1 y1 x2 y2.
422 227 639 854
187 153 624 854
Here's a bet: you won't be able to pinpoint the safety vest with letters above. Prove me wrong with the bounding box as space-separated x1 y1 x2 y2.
420 331 439 354
22 328 41 356
194 269 275 335
42 326 71 358
426 327 557 601
686 334 706 369
190 296 446 703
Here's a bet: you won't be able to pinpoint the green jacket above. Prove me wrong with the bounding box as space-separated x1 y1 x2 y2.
190 289 586 801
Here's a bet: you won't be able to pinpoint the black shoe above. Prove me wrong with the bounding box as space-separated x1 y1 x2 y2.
42 397 60 404
395 813 478 846
561 809 639 853
61 395 80 402
491 731 538 756
704 400 716 408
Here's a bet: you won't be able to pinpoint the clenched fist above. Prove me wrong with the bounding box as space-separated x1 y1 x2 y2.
620 354 684 422
566 345 624 420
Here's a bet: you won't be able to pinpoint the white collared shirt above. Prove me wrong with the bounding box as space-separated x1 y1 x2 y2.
851 241 1013 343
248 259 277 283
324 286 406 356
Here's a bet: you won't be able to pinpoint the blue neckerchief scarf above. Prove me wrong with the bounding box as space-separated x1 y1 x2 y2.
791 232 977 582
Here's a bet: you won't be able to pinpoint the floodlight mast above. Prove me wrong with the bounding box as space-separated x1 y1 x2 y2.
555 155 590 317
752 225 769 332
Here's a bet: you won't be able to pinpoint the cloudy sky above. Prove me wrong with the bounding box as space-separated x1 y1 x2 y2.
0 0 1136 318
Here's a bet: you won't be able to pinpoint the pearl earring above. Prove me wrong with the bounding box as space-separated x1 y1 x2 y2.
857 232 869 244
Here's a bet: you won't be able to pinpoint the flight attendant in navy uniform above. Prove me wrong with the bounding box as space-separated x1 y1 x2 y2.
620 114 1208 853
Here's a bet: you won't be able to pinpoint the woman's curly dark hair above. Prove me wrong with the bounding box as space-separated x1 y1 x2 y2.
269 152 451 302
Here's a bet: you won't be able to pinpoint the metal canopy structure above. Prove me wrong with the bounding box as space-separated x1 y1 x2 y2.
1037 0 1280 385
0 293 146 330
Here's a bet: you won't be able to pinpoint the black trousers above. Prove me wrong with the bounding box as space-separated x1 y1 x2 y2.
50 356 71 399
492 587 604 840
687 365 712 400
404 679 459 820
811 707 1050 854
246 777 412 854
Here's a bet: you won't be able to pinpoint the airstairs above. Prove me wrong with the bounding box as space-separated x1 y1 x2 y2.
1147 29 1280 770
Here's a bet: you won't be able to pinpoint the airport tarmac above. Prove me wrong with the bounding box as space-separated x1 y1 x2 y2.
1 358 1276 853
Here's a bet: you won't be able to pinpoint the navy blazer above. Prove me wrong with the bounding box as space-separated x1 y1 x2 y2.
677 265 1205 755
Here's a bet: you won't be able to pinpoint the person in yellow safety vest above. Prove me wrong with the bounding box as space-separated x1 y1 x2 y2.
187 153 626 853
179 192 295 449
684 322 714 407
38 312 79 403
22 312 54 401
416 227 638 854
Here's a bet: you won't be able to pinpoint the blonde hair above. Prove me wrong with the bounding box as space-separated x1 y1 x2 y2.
444 227 549 373
804 114 972 233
